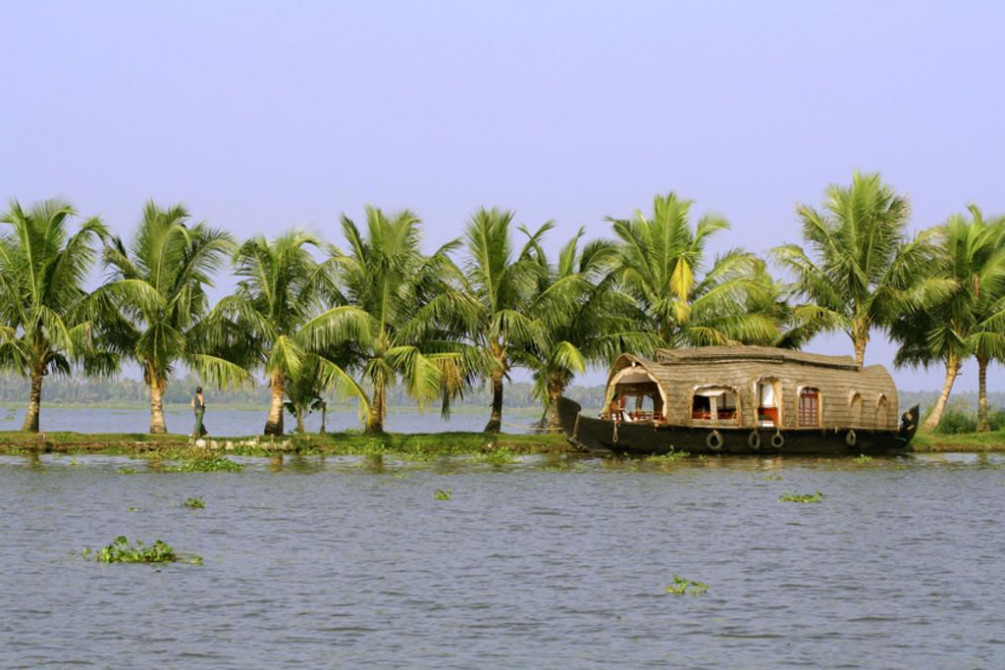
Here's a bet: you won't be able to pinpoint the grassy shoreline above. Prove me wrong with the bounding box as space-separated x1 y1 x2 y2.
0 429 1001 456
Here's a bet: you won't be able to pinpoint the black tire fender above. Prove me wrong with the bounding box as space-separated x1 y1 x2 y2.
706 429 724 451
771 431 785 449
845 429 857 447
747 430 761 450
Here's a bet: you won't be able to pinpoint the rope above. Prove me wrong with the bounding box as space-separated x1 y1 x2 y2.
572 414 580 440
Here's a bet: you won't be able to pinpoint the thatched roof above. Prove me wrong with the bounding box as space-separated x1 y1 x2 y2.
653 345 859 371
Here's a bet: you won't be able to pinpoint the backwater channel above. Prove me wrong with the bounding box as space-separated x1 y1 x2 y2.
2 452 1004 668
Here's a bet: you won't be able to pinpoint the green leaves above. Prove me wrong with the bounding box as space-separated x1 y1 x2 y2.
774 172 925 364
610 192 778 349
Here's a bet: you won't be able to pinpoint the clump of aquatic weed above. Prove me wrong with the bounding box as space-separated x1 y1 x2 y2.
164 457 243 473
647 450 691 464
666 574 709 596
83 536 202 565
117 466 139 475
779 491 824 503
854 454 874 463
183 497 206 509
434 489 452 500
473 447 518 465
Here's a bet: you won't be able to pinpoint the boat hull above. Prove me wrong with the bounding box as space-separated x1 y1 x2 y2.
558 397 919 456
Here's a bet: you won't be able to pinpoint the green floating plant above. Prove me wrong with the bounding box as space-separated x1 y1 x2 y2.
779 491 824 503
84 536 201 564
183 497 206 509
667 574 709 596
474 448 517 465
854 454 873 463
648 450 690 463
434 489 452 500
164 457 242 473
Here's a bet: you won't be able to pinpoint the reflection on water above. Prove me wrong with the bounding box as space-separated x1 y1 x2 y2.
1 453 1004 668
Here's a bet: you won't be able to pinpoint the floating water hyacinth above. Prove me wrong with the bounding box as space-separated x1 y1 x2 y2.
666 575 708 596
84 536 202 564
779 491 824 503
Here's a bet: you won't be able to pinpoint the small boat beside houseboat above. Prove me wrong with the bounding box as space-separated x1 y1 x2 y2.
558 345 919 456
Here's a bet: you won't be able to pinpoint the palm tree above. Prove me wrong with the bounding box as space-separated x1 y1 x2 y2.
283 362 329 434
772 172 944 366
519 229 659 431
892 206 1005 431
459 207 553 433
610 192 780 348
0 200 107 432
330 206 470 434
98 201 248 433
209 231 369 435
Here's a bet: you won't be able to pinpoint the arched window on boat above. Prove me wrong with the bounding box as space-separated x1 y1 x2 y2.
691 386 740 425
798 387 821 427
849 392 864 427
756 378 781 428
876 394 891 428
606 363 665 422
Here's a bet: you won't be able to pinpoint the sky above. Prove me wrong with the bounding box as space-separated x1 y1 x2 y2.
1 0 1003 392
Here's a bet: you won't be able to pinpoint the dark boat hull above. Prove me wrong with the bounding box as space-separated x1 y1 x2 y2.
558 397 919 456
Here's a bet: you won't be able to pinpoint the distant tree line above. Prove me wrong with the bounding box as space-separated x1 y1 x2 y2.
1 172 1002 434
0 373 609 411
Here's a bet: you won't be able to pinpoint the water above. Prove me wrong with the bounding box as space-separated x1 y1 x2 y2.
0 406 537 435
2 453 1004 668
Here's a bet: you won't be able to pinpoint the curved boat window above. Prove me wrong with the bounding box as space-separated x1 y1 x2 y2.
798 387 821 427
849 392 864 426
877 394 891 427
691 387 739 424
606 364 665 422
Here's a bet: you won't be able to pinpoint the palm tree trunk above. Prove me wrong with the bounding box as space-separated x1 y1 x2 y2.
366 380 385 434
320 404 327 434
21 363 45 433
484 368 504 433
852 320 869 367
148 374 168 434
296 409 305 434
977 355 990 432
264 372 285 435
922 355 960 431
546 378 565 432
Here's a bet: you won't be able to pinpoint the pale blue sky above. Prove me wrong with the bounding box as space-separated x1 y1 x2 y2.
2 1 1003 391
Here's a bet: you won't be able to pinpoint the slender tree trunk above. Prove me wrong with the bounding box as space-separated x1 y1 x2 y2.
366 379 385 434
264 372 285 435
484 368 504 433
148 372 168 434
922 355 960 431
320 403 327 434
21 363 45 433
852 319 870 367
546 378 565 433
295 409 305 434
977 355 990 432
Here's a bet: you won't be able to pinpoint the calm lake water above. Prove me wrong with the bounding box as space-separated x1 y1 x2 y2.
0 406 534 435
2 452 1004 668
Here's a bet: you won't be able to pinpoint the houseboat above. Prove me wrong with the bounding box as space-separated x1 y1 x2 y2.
558 345 920 456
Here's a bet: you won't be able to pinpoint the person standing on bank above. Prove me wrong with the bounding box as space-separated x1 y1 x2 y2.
191 386 208 438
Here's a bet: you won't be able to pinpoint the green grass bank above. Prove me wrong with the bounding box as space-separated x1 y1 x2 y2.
0 429 1002 456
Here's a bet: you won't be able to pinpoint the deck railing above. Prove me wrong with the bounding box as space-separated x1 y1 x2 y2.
603 410 661 422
